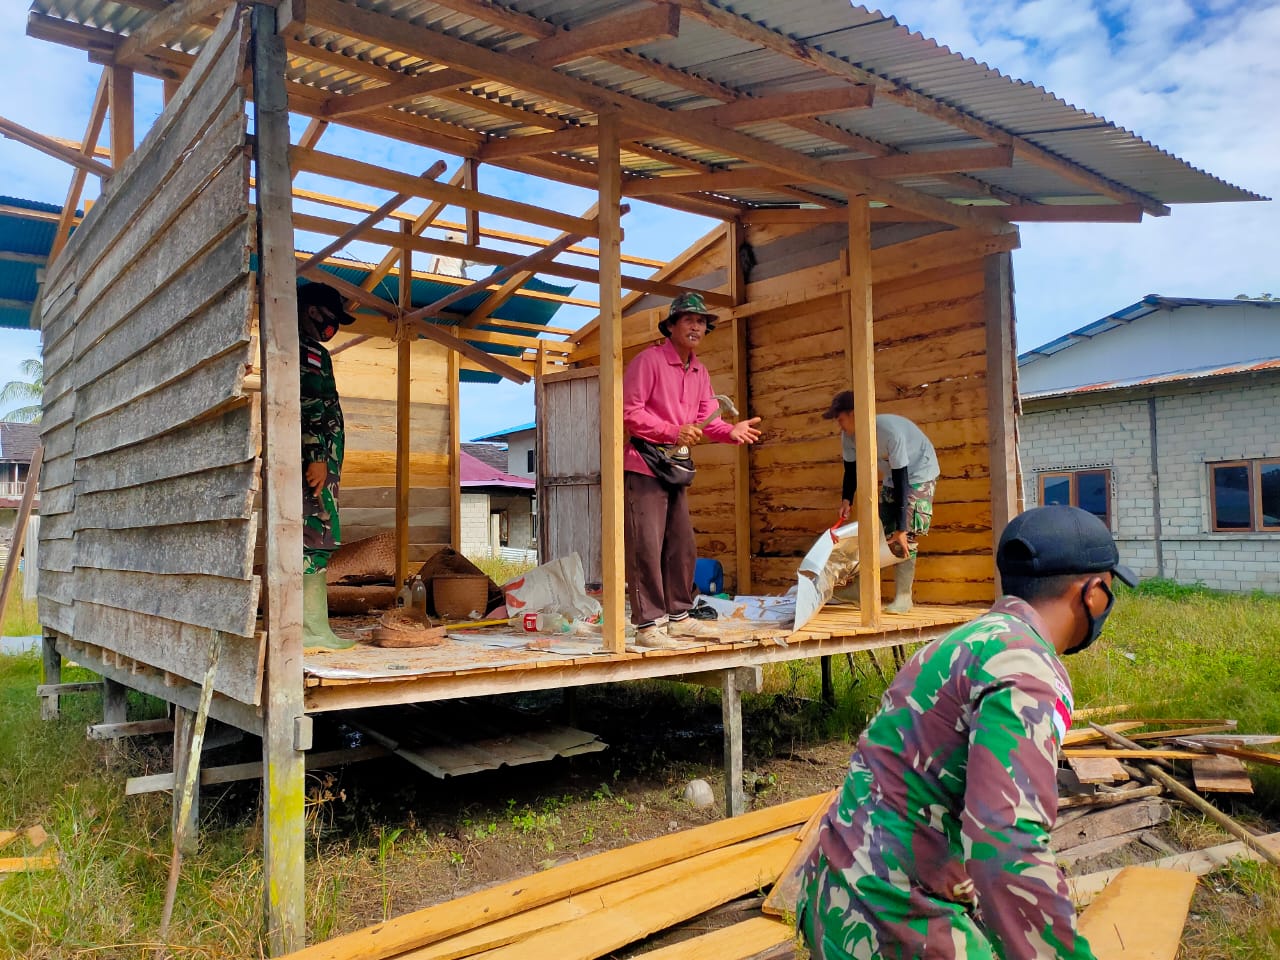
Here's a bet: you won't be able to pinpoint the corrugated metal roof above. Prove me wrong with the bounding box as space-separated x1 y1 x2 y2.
1022 356 1280 402
27 0 1265 215
1018 296 1280 366
0 195 63 330
471 421 536 441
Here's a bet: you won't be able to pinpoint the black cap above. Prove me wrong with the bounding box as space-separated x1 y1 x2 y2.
821 390 855 420
997 506 1138 587
297 281 357 326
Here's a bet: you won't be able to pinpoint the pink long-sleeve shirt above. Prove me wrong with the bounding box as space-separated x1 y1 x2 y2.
622 338 735 477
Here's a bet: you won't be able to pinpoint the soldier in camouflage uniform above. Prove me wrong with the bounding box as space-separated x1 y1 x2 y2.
297 281 356 651
798 505 1138 960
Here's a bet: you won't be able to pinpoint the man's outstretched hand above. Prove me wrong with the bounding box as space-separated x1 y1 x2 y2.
730 417 762 444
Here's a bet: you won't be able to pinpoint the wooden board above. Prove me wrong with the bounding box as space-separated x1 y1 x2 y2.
1052 799 1171 852
762 789 836 917
1077 866 1198 960
635 917 795 960
1068 755 1130 785
1192 755 1253 794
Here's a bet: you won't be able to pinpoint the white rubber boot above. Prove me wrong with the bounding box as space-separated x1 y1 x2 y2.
884 558 916 614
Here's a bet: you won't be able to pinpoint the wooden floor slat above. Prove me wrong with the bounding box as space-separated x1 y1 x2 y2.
633 917 795 960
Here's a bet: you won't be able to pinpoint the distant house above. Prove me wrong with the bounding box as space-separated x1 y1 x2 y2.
1018 296 1280 593
458 447 536 560
1 421 40 559
470 422 536 480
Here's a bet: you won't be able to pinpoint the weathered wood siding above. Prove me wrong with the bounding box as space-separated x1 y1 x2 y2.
538 368 602 585
37 12 264 703
600 220 1014 605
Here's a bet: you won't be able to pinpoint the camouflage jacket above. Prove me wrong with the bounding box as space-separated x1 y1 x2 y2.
800 596 1094 960
300 335 343 468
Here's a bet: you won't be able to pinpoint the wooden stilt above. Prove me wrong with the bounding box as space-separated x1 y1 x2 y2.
102 678 128 725
597 113 626 654
252 4 307 953
820 656 834 707
40 636 62 721
722 668 745 817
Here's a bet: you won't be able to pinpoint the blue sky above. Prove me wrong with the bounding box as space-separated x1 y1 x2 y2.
1 0 1276 440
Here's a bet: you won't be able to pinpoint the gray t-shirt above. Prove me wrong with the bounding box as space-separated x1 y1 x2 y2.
841 413 940 486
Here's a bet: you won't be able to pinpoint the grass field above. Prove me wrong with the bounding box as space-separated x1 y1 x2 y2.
1 569 39 636
1 581 1278 957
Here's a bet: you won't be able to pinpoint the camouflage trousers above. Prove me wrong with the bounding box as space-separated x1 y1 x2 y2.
799 849 996 960
303 460 342 575
879 478 935 558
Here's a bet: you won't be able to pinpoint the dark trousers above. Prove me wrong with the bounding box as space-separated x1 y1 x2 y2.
625 471 695 626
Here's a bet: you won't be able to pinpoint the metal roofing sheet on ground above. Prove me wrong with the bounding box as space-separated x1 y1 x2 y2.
28 0 1264 212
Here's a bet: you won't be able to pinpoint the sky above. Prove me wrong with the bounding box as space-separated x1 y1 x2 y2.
0 0 1276 441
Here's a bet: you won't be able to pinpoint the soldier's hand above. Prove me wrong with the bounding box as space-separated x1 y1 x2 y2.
887 530 910 558
838 499 852 524
305 461 327 496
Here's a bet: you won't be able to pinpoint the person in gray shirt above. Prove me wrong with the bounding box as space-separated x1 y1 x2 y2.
822 390 940 613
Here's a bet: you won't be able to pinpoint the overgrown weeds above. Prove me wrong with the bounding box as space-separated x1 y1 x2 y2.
1 569 39 636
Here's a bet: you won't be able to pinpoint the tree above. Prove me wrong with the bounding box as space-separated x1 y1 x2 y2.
0 358 43 423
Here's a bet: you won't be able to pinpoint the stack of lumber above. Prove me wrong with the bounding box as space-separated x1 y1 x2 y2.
1054 716 1280 868
282 794 829 960
0 825 57 874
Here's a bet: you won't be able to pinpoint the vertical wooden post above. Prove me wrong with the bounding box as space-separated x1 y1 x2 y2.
463 159 480 247
163 78 182 105
534 342 549 563
396 222 413 586
102 678 128 725
847 201 880 627
40 637 62 721
727 219 752 595
449 351 462 551
721 669 745 817
596 113 626 654
171 706 200 856
984 252 1017 592
52 72 109 262
108 64 134 167
252 5 306 953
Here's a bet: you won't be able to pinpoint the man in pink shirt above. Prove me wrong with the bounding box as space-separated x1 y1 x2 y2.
623 293 761 647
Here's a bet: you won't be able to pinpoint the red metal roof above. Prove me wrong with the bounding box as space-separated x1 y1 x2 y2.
459 450 534 489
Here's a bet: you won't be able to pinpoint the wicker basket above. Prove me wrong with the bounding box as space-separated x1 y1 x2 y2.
432 574 489 619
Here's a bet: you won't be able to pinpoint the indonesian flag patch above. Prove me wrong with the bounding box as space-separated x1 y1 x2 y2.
1050 675 1073 744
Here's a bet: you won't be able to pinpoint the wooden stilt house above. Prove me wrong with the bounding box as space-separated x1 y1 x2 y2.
24 0 1258 951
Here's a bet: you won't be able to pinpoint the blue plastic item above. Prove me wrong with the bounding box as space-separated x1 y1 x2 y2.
693 557 724 596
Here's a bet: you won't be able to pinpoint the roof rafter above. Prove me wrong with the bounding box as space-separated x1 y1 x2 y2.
114 0 228 68
302 0 1012 233
696 86 874 126
674 0 1170 216
318 2 682 119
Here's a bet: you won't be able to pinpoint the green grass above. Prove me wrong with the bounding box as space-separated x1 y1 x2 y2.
1 583 1278 957
2 569 40 636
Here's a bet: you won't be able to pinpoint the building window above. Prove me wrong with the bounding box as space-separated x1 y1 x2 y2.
1038 469 1111 526
526 448 535 473
1209 459 1280 532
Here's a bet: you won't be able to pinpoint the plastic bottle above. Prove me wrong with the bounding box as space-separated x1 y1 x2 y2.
396 581 413 611
410 577 428 618
514 611 571 633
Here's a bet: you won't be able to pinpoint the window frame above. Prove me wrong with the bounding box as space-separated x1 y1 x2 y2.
1210 458 1280 533
1037 467 1112 528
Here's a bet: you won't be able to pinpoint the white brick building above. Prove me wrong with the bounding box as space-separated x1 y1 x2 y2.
1019 296 1280 593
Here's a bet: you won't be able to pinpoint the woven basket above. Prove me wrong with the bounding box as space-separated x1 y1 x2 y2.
432 574 489 619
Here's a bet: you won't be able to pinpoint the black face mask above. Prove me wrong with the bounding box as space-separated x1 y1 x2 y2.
301 307 339 343
1066 579 1114 656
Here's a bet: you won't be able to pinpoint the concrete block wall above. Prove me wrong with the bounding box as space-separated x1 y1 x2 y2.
1019 377 1280 593
460 492 492 558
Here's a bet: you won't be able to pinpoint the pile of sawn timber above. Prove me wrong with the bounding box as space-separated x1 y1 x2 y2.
1056 716 1280 869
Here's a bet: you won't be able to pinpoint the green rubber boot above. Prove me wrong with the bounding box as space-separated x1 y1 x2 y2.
884 558 916 614
303 571 354 651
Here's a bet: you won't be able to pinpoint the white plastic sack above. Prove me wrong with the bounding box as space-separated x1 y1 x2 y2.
502 552 602 620
794 521 903 631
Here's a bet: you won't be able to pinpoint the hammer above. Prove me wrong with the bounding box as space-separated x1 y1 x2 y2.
697 393 739 428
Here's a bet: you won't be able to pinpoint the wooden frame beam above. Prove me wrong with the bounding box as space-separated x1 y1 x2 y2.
674 0 1170 216
697 86 873 127
0 114 113 180
116 0 229 68
292 209 735 306
396 221 413 589
846 200 880 627
995 203 1144 223
301 0 1012 233
51 69 110 262
250 4 306 952
319 2 681 119
479 124 623 162
295 161 447 274
291 146 601 237
597 112 626 655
